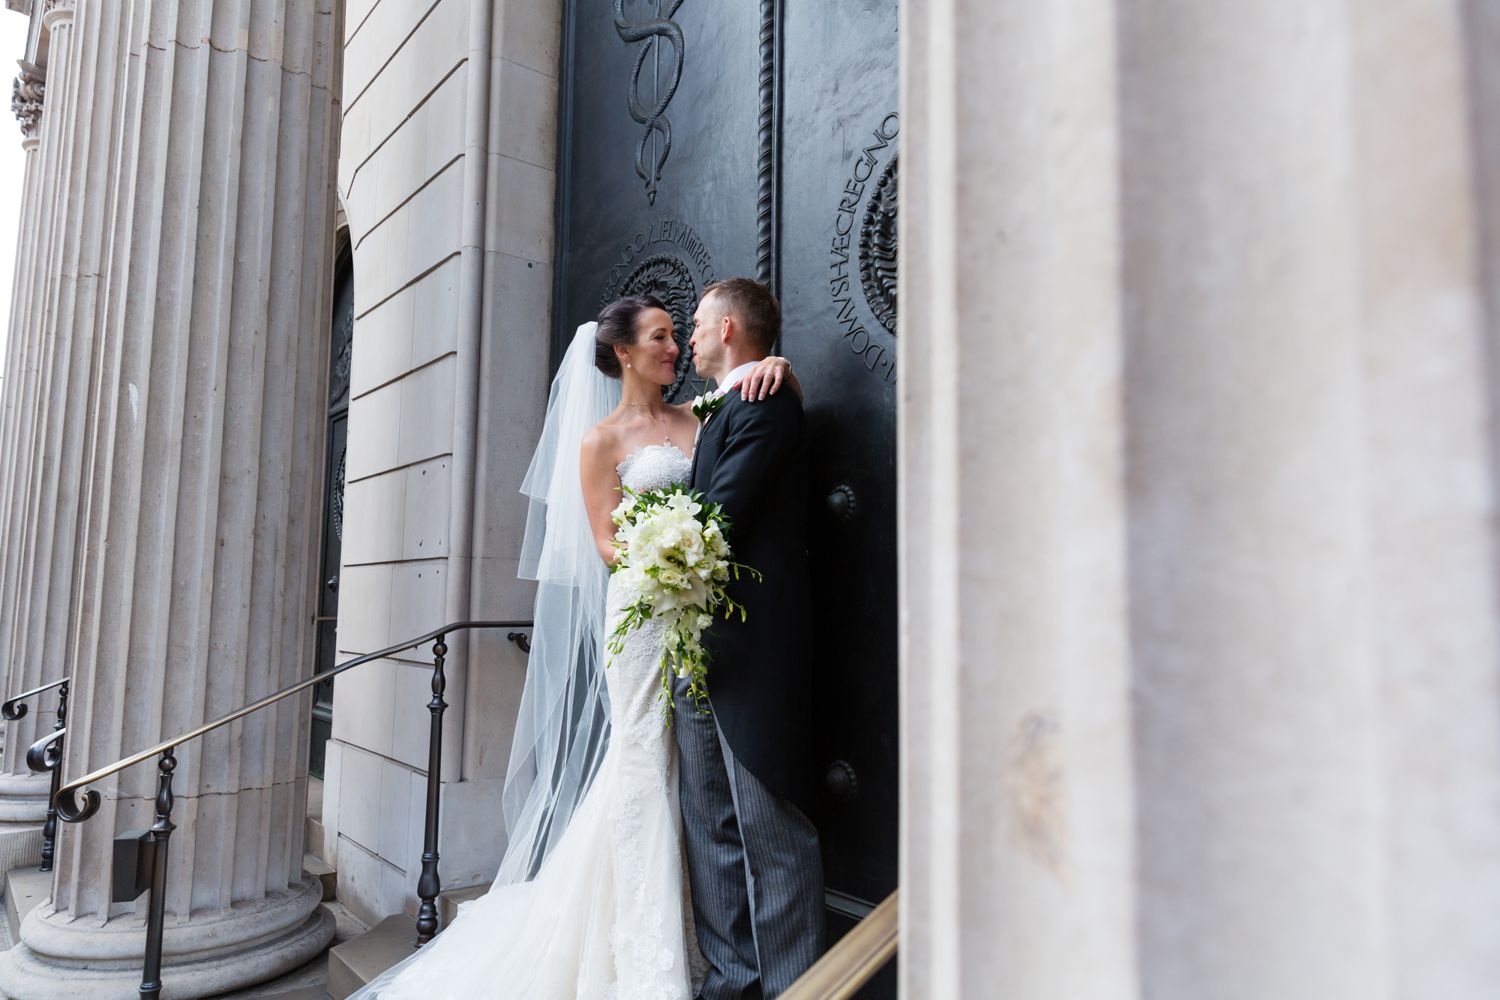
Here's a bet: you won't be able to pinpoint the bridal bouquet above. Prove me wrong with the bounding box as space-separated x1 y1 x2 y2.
607 486 760 720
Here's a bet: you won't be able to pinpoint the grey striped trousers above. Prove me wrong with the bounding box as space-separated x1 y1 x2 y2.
674 687 825 1000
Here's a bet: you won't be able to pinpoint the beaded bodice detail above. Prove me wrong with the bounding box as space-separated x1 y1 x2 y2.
617 443 693 492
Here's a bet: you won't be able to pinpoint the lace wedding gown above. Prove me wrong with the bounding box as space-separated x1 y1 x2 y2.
356 443 704 1000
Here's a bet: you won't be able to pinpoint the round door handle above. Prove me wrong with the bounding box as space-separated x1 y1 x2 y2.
826 485 858 522
326 575 339 593
825 760 858 802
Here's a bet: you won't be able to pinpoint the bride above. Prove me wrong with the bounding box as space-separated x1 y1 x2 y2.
352 295 796 999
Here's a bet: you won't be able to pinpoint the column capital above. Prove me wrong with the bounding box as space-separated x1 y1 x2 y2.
10 63 42 144
40 0 72 28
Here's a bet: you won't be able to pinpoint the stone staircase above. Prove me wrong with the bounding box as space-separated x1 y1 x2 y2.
0 858 360 1000
0 774 488 999
226 776 489 999
0 777 372 1000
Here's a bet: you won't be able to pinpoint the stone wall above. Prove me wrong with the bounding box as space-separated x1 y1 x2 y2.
325 0 559 924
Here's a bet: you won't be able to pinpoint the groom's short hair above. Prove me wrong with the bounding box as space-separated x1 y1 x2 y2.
704 278 780 354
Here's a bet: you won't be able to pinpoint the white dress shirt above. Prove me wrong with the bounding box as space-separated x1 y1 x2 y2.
695 361 760 446
713 361 760 399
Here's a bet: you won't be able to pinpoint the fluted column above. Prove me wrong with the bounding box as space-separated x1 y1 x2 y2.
900 2 1138 998
0 1 343 996
1349 4 1500 993
0 0 130 859
903 0 1500 996
0 63 47 669
1117 5 1391 997
0 73 47 863
0 0 83 848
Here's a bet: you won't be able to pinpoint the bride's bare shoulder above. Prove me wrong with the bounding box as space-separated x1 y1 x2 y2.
580 421 624 471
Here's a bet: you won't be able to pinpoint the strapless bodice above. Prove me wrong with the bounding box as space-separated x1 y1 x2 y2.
616 442 693 492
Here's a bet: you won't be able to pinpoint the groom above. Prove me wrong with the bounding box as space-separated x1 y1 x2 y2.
680 278 824 1000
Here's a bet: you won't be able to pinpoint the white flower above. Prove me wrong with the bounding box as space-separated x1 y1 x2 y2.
607 485 758 724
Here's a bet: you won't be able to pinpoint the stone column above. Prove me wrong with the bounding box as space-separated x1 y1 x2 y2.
0 62 46 672
899 2 1138 998
0 64 45 527
1117 5 1390 997
0 0 82 860
0 0 344 996
0 67 47 866
902 0 1500 996
1350 5 1500 993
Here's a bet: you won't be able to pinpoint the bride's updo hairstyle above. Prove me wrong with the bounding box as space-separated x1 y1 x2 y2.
594 294 668 379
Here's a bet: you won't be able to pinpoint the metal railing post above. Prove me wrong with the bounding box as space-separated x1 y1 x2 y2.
25 726 65 858
40 681 67 872
139 748 177 1000
414 633 448 945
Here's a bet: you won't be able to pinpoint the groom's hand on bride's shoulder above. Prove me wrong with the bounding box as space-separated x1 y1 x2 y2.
739 356 796 402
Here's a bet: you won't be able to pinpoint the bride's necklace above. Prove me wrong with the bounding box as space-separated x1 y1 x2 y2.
621 401 674 447
622 400 669 423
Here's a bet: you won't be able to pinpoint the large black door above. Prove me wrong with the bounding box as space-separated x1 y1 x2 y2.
555 0 899 981
310 244 353 779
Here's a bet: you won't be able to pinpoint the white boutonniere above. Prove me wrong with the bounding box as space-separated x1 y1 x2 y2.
691 392 728 423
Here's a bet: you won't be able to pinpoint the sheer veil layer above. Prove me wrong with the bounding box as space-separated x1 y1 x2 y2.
498 321 620 883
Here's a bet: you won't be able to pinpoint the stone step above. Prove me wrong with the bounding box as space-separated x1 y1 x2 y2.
305 853 336 902
401 881 488 929
227 985 328 1000
1 865 343 995
308 776 324 823
4 866 50 946
304 815 330 867
325 883 488 999
305 777 333 868
325 913 413 1000
0 822 43 877
202 900 365 999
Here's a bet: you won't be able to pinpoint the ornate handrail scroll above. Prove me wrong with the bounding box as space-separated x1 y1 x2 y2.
2 675 69 720
25 726 64 773
780 888 899 1000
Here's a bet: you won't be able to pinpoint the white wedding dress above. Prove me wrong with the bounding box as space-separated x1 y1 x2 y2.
355 443 705 1000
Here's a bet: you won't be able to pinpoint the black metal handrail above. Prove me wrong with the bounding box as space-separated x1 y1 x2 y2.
51 620 531 1000
4 677 69 872
2 675 68 720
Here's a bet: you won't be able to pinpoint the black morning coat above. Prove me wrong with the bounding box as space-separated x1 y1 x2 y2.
689 385 814 810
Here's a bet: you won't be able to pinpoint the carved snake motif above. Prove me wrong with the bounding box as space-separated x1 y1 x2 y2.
614 0 686 205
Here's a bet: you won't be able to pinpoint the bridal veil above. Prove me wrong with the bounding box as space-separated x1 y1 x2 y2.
498 321 619 883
